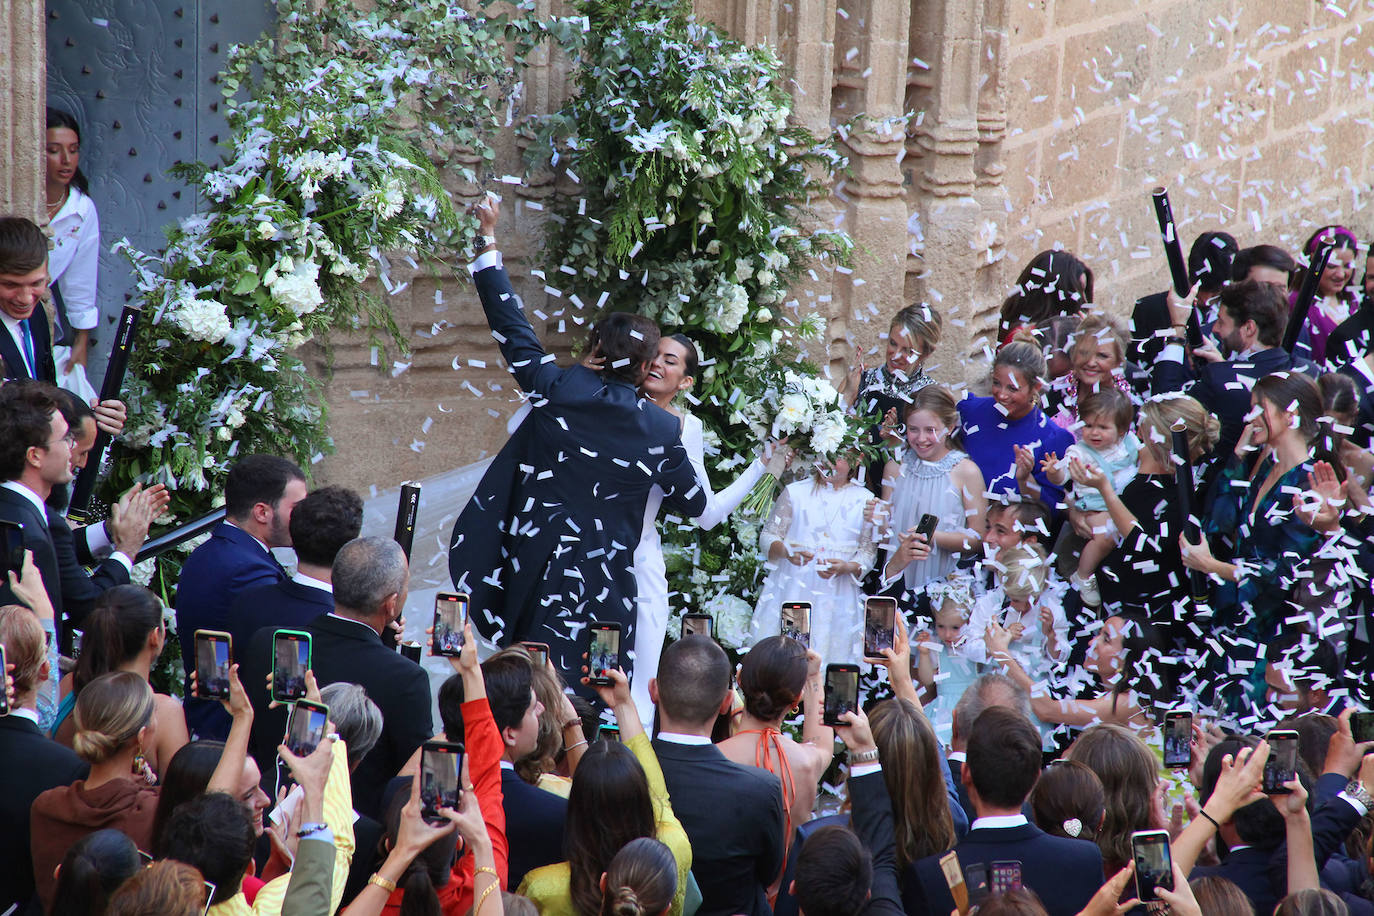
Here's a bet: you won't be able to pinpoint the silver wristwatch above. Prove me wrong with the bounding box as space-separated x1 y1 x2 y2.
473 234 497 254
850 747 880 764
1346 779 1374 810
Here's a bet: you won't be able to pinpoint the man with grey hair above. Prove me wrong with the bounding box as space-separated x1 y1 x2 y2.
948 673 1033 823
243 536 432 818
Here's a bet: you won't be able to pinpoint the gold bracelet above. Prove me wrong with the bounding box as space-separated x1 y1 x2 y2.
368 873 398 894
475 866 500 880
474 878 500 913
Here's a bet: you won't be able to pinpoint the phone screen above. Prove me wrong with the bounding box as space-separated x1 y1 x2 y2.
0 644 8 716
0 520 22 575
420 741 464 822
1131 830 1174 901
1352 712 1374 745
195 631 233 700
520 642 549 669
823 664 859 726
1163 712 1192 768
272 631 311 702
864 596 898 658
781 602 811 648
990 860 1022 894
284 700 329 757
432 593 469 657
1264 732 1299 794
964 863 990 907
682 614 714 639
588 624 620 685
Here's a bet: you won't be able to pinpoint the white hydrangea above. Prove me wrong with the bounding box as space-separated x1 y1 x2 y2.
701 591 754 649
268 258 325 316
708 277 748 334
173 297 232 344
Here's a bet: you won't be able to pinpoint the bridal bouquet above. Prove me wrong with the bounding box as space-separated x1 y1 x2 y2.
737 370 873 518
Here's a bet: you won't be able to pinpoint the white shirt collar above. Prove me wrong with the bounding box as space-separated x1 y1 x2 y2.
8 706 39 725
325 612 378 636
655 731 712 746
499 759 515 770
225 519 273 555
971 814 1029 830
292 572 333 594
948 751 967 763
1 480 48 520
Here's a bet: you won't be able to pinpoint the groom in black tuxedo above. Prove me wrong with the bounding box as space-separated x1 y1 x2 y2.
449 195 706 685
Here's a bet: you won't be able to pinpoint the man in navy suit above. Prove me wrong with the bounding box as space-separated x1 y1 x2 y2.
1153 279 1317 459
448 195 706 682
906 707 1103 916
227 485 362 652
651 636 784 916
177 453 307 739
479 651 566 888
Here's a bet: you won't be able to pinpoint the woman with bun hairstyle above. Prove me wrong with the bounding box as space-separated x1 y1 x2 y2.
1067 394 1219 627
1029 759 1105 844
29 670 161 910
717 637 835 863
52 585 188 777
959 335 1075 512
599 838 676 916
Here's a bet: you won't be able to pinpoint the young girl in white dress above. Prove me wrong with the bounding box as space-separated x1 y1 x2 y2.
751 456 878 665
881 386 987 593
914 575 983 744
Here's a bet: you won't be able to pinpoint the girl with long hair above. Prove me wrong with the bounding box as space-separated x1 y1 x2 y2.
44 106 101 399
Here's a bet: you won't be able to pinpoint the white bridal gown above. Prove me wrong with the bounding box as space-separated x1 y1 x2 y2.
629 412 766 725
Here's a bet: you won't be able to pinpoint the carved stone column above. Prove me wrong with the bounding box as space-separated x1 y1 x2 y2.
1 0 45 220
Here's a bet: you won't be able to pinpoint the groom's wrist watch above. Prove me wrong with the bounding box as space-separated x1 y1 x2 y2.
473 234 497 255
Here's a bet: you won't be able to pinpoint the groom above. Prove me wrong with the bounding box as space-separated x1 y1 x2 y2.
449 195 706 686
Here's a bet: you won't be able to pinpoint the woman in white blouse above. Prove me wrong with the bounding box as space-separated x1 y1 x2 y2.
45 107 101 401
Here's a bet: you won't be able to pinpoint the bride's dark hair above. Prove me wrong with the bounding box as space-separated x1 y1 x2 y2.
666 332 699 378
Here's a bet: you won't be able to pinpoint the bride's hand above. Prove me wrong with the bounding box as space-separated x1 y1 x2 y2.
764 440 793 477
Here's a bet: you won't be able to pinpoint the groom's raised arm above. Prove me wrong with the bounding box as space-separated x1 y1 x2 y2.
467 195 562 395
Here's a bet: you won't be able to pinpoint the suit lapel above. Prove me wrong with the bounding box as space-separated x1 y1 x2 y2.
0 325 30 380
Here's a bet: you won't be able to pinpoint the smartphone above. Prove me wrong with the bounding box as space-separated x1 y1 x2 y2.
781 601 811 649
0 643 8 716
284 699 329 757
520 642 550 668
432 592 469 657
1131 829 1174 902
193 630 233 700
1352 712 1374 745
271 630 312 703
823 663 860 726
990 860 1023 894
1264 729 1299 794
598 724 621 742
1163 710 1193 769
915 512 939 542
863 596 898 659
420 740 465 824
682 613 714 639
587 621 621 686
964 862 990 907
0 519 22 575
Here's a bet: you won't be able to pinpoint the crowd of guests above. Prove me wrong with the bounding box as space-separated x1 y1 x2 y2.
3 127 1374 916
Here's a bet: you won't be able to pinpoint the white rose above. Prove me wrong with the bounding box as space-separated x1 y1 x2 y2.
173 298 233 344
756 307 773 322
811 419 844 457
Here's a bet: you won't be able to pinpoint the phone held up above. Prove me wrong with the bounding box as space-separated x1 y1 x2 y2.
284 699 330 757
520 642 550 669
682 613 714 640
1264 729 1299 794
193 630 233 701
823 663 860 726
863 596 898 660
587 621 621 687
1162 710 1192 769
271 630 312 703
1130 829 1174 902
432 592 469 657
420 740 465 824
780 601 811 649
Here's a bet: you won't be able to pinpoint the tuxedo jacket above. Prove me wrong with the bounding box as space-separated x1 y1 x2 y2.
651 738 784 916
0 312 56 383
1152 345 1318 459
176 522 287 739
1191 772 1363 914
906 821 1104 916
502 766 569 888
46 508 130 638
226 578 334 660
0 715 89 915
0 486 64 625
448 260 706 680
241 612 432 820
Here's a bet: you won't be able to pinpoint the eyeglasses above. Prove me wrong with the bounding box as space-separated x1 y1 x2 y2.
41 432 77 451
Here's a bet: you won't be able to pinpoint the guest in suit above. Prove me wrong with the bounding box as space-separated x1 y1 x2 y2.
0 380 75 624
228 485 362 652
0 605 89 915
1153 279 1318 459
448 195 706 685
479 650 566 888
650 635 784 916
1130 230 1237 366
177 453 307 739
242 536 431 819
905 708 1104 916
791 706 904 916
948 673 1034 825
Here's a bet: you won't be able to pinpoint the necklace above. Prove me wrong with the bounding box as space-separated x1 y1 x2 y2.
46 188 69 216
